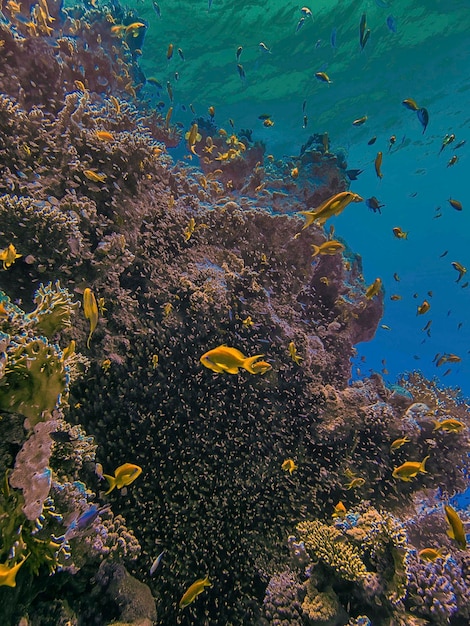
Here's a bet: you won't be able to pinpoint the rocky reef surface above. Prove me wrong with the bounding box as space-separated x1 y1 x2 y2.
0 2 469 625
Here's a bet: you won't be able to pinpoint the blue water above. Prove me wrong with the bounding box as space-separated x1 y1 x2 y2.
133 0 469 395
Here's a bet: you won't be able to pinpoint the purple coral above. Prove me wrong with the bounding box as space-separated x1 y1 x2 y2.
263 569 305 625
10 419 57 520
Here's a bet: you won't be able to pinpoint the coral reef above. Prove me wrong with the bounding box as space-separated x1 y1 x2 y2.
0 286 142 625
0 4 468 624
264 503 469 625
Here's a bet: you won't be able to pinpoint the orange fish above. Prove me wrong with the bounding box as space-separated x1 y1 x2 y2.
374 151 383 179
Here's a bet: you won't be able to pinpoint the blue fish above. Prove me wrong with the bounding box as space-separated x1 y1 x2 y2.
150 550 165 576
375 0 391 7
417 107 429 134
152 1 161 17
330 27 337 48
296 17 306 32
75 504 111 531
386 15 397 33
208 0 213 9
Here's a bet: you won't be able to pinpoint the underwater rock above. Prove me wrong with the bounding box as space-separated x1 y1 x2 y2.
93 561 157 625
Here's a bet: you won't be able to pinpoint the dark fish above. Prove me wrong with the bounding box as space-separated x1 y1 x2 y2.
361 29 371 50
236 46 243 61
166 81 173 101
330 26 337 48
152 1 161 17
258 114 272 120
302 99 307 113
237 63 246 81
177 48 185 61
303 115 308 128
296 17 306 32
50 431 75 443
386 15 397 33
359 12 367 45
346 168 363 180
366 196 384 213
417 107 429 133
368 136 377 145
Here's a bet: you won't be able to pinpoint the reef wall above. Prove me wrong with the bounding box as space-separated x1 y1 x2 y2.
0 2 469 625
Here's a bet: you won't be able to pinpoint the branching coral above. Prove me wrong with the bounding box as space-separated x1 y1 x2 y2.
296 519 368 582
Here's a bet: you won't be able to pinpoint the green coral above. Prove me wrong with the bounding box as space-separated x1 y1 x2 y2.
0 284 82 425
26 281 80 339
297 519 368 582
0 335 66 424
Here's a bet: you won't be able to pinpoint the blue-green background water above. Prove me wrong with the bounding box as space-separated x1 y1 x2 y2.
126 0 469 396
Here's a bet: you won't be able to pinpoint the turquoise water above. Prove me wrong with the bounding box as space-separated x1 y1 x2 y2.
132 0 469 394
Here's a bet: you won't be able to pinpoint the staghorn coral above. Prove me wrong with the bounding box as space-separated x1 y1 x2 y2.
297 519 368 582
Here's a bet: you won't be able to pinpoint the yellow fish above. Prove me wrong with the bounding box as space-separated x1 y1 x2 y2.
185 123 202 155
433 419 465 433
390 436 410 451
352 116 368 126
83 288 99 349
444 504 467 549
288 341 302 364
332 501 347 518
125 22 146 36
402 98 420 111
200 345 270 375
392 227 407 239
345 477 365 489
300 192 363 228
418 547 445 562
417 300 430 315
249 359 272 374
451 261 466 282
95 130 115 142
281 458 297 474
312 240 345 257
0 556 28 587
83 169 107 183
365 278 382 299
183 218 196 241
103 463 142 494
0 243 21 270
392 456 429 481
315 71 332 83
179 576 211 608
